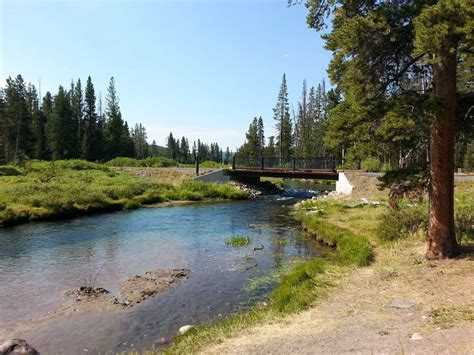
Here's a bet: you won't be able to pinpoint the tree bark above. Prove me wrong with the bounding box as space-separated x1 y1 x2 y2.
426 53 458 259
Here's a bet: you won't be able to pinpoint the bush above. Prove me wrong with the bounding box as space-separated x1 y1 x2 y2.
105 156 177 168
455 194 474 242
0 166 23 176
377 204 427 241
361 157 382 172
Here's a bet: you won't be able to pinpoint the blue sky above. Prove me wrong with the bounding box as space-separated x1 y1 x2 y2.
1 0 331 149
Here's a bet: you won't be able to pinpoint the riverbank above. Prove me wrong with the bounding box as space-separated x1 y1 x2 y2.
165 178 473 354
0 160 248 227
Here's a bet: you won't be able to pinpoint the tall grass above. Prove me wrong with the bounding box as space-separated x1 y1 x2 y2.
105 156 177 168
0 160 247 226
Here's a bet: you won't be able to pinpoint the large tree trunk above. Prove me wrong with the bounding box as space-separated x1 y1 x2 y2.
426 53 458 259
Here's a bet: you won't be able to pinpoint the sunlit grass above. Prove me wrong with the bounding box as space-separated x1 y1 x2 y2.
225 235 251 247
0 160 248 226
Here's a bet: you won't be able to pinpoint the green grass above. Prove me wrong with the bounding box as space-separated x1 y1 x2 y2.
105 156 178 168
0 160 248 226
225 235 252 247
164 183 474 354
165 198 374 354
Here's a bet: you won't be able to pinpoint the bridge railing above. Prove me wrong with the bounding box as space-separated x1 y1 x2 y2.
232 156 337 170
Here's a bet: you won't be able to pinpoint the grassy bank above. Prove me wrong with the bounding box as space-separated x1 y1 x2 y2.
0 160 247 226
165 180 473 354
165 199 376 353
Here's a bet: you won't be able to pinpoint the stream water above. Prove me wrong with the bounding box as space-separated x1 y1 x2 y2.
0 185 330 354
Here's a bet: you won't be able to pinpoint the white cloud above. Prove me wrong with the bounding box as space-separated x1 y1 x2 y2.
0 79 6 89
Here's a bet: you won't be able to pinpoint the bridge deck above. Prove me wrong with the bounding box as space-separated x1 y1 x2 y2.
226 168 339 180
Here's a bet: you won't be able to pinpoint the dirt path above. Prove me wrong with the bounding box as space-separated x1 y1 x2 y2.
203 241 474 354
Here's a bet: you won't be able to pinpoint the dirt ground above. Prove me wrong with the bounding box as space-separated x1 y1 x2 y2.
203 238 474 354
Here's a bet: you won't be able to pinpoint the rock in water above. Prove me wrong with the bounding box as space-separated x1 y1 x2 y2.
178 325 195 335
386 300 416 309
0 339 40 355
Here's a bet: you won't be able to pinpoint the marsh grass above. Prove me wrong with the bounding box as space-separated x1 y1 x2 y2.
225 236 251 247
0 160 247 226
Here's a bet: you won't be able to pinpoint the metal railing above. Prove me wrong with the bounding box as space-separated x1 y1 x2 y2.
232 156 337 171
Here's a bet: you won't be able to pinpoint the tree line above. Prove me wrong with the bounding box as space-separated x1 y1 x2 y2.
0 75 142 163
166 132 232 164
0 75 227 165
238 74 339 162
239 68 472 173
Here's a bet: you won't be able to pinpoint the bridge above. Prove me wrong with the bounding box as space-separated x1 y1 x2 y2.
226 156 339 181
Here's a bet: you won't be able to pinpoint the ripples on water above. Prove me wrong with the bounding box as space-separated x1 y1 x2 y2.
0 185 329 354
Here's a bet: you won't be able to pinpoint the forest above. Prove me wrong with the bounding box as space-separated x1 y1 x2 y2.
0 75 226 165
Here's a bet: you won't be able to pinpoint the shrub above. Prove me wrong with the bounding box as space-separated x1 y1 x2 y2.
377 204 427 241
361 157 382 172
0 166 23 176
455 194 474 242
105 156 177 168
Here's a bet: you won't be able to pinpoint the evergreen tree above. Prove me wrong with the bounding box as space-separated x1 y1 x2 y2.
2 75 33 162
301 0 474 259
71 78 83 158
265 136 276 156
167 132 176 159
49 86 75 159
42 91 54 159
104 77 130 159
132 123 148 159
95 92 105 161
257 116 265 156
179 137 190 163
273 73 293 160
82 76 97 161
26 83 46 160
0 89 5 163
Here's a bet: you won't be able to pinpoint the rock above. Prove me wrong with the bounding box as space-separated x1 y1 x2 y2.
178 325 195 335
155 337 168 345
410 333 423 341
253 244 264 251
386 300 416 309
0 339 40 355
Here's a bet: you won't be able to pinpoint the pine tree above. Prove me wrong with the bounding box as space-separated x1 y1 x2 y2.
49 86 75 159
71 78 83 158
82 76 97 161
104 77 129 159
2 75 33 162
257 116 265 156
167 132 176 160
273 73 293 161
95 92 105 161
302 0 474 259
42 91 54 159
26 83 46 160
132 123 148 159
179 137 190 163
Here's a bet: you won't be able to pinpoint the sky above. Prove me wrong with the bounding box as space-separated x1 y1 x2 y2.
0 0 332 150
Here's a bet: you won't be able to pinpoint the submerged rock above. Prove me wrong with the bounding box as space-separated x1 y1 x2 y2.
0 339 39 355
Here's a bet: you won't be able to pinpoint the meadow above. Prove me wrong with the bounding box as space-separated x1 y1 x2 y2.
0 160 247 226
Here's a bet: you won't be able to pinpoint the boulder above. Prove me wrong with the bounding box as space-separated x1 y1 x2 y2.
0 339 39 355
